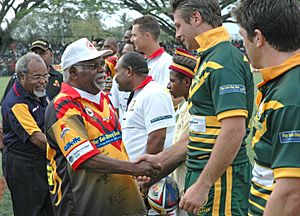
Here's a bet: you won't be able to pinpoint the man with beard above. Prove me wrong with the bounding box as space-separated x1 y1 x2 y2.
1 52 53 216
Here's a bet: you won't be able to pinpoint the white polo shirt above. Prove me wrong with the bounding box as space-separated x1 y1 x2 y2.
122 80 175 161
147 48 172 87
109 77 130 125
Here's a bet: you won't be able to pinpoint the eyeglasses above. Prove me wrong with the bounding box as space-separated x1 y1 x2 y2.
73 60 105 70
25 73 50 81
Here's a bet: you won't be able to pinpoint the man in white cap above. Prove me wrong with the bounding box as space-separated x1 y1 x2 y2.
44 38 160 216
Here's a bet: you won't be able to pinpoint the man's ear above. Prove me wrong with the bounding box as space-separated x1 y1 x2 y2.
184 77 192 87
127 66 133 77
69 66 78 79
191 11 203 26
144 32 152 40
254 29 265 48
17 72 25 82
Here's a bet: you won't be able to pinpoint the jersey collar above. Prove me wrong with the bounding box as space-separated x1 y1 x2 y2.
147 47 165 59
258 52 300 88
195 26 230 53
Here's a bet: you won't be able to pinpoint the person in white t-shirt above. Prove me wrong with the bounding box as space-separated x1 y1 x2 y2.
131 15 172 87
115 51 175 162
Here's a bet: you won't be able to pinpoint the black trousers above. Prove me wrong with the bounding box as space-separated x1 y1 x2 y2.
2 148 54 216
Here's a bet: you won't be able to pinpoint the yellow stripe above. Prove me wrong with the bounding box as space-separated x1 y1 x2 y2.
190 136 216 144
248 199 265 211
11 104 41 135
47 145 63 206
263 100 284 111
225 167 232 215
252 180 274 191
217 109 248 121
199 61 224 74
252 120 267 147
197 155 209 159
189 72 210 97
273 168 300 179
213 177 222 215
190 128 220 135
248 213 254 216
250 186 269 201
171 62 195 76
243 55 249 62
187 145 212 152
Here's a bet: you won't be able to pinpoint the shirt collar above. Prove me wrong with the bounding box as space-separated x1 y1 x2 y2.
195 26 230 53
147 47 165 59
60 83 101 104
258 52 300 88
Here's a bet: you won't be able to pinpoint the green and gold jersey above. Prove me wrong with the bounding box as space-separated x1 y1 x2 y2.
187 27 254 171
45 83 146 216
249 53 300 215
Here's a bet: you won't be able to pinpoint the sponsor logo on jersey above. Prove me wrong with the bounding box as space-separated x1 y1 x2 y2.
279 130 300 144
60 124 70 139
64 137 81 151
92 130 122 148
219 84 246 95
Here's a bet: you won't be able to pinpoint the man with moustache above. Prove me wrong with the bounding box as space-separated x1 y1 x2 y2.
1 52 53 216
45 38 159 216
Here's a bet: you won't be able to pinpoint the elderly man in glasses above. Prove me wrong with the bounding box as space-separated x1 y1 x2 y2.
44 38 159 216
1 52 54 216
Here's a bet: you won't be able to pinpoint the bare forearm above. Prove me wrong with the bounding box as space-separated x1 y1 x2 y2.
158 132 188 172
146 128 166 154
29 131 47 150
264 178 300 216
81 154 135 175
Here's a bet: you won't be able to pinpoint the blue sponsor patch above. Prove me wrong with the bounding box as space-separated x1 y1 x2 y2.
150 115 173 124
64 137 81 151
279 130 300 144
92 130 122 148
219 84 246 95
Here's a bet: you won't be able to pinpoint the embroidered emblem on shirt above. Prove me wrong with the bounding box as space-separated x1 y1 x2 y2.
279 130 300 144
219 84 246 95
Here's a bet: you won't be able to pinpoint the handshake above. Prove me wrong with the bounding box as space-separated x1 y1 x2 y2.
131 154 162 182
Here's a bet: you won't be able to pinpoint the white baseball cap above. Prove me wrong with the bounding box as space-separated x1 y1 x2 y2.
61 38 113 70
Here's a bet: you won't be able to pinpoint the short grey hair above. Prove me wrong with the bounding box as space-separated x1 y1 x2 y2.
16 52 44 75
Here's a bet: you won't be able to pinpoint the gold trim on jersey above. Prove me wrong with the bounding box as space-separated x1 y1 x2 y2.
195 26 230 53
190 136 216 144
225 167 233 215
248 199 265 211
212 177 222 215
273 167 300 179
217 109 248 121
187 145 213 152
258 53 300 87
250 186 270 201
12 103 41 135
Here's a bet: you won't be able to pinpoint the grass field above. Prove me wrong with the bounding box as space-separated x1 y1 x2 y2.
0 76 13 216
0 74 262 215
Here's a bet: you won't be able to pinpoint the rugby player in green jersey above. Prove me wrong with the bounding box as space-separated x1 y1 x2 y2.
235 0 300 215
137 0 254 215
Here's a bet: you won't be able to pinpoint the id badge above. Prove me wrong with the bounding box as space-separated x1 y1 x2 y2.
189 116 206 133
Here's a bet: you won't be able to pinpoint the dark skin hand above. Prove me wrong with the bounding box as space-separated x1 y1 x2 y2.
80 153 162 177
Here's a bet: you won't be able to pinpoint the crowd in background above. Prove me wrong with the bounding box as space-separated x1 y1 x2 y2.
0 38 246 76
